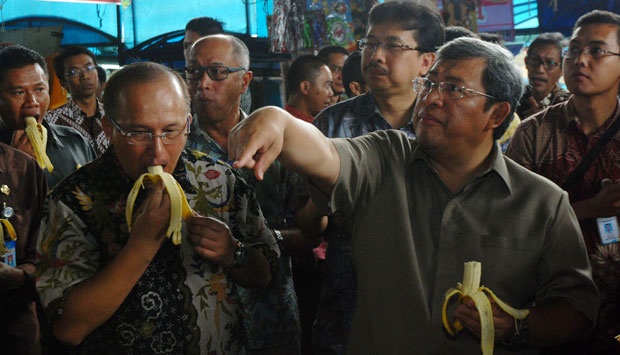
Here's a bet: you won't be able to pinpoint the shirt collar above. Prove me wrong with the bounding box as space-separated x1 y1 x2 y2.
412 141 512 194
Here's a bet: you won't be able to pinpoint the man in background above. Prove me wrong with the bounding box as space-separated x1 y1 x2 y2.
45 45 108 156
341 51 367 98
507 10 620 354
186 34 322 353
318 45 349 105
0 45 96 188
517 32 570 119
183 16 252 113
285 54 333 122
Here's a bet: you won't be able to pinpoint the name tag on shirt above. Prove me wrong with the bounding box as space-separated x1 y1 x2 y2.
597 216 620 244
2 239 16 267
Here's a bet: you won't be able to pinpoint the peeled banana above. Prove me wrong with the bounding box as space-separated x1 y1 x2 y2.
125 165 193 245
0 218 16 255
24 116 54 172
442 261 530 355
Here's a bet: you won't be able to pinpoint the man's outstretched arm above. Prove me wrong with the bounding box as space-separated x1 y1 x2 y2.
229 106 340 196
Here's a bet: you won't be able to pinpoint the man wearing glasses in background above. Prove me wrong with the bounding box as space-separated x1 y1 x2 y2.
45 45 109 156
228 36 598 354
507 10 620 354
185 34 318 354
516 32 571 119
36 62 277 353
311 2 444 353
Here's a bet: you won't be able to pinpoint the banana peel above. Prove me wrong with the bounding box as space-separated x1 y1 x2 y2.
125 166 193 245
24 116 54 172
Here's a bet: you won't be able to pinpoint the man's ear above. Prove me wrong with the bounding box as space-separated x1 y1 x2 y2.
349 81 364 97
418 52 437 76
241 70 253 92
486 101 511 131
300 81 311 95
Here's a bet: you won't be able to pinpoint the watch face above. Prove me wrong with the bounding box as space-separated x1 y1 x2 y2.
2 207 13 219
235 244 249 267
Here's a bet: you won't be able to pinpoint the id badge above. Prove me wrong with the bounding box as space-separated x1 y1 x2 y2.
597 216 620 245
2 239 16 267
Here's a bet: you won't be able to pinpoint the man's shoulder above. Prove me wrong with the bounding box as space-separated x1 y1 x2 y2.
315 94 371 121
503 154 564 194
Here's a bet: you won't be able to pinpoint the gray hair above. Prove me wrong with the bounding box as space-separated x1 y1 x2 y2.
435 37 525 139
191 34 250 69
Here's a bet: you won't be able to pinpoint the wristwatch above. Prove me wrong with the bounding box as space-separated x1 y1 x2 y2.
273 229 285 254
502 316 529 350
225 239 248 269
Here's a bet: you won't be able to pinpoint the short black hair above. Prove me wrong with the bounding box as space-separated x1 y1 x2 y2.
367 1 444 53
574 10 620 46
342 51 363 97
53 45 98 81
185 17 224 36
317 45 349 62
285 55 329 96
526 32 567 57
0 45 48 84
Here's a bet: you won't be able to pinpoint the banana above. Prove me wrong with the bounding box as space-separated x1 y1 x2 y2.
0 218 17 255
24 116 54 172
125 165 193 245
442 261 530 355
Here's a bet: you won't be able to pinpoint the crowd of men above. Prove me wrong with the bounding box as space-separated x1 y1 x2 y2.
1 2 619 354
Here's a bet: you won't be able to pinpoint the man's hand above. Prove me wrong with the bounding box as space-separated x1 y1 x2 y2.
11 129 35 157
228 107 287 180
186 216 237 266
453 297 516 342
573 180 620 220
126 178 170 256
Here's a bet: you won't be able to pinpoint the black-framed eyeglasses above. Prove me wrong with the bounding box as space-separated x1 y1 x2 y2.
184 65 247 81
412 77 499 101
358 38 425 56
562 46 620 59
65 65 97 78
525 56 560 70
109 116 190 145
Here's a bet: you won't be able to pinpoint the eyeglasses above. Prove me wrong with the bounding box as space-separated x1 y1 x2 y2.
412 77 499 101
562 46 620 59
109 117 190 145
525 57 560 70
65 65 97 78
184 65 247 81
358 38 424 56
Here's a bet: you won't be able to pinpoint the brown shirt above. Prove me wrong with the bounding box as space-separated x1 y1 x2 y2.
0 142 47 265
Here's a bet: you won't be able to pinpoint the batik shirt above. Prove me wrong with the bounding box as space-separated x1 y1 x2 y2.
36 148 278 355
312 92 415 354
507 97 620 352
187 115 302 351
45 99 109 156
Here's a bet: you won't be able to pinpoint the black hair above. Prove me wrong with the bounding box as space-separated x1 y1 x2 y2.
185 17 224 36
367 1 444 53
0 45 48 83
342 51 363 97
53 45 98 82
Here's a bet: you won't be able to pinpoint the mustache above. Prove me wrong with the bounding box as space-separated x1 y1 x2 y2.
364 62 389 75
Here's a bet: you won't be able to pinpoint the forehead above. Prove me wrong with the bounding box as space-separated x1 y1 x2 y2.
64 53 95 67
1 64 48 87
429 58 487 83
327 53 347 66
117 78 186 122
366 23 416 43
190 38 235 64
529 44 562 59
571 23 620 45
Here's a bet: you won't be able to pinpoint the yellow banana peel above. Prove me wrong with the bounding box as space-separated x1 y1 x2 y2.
442 261 530 355
0 218 17 255
126 166 193 245
24 116 54 172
